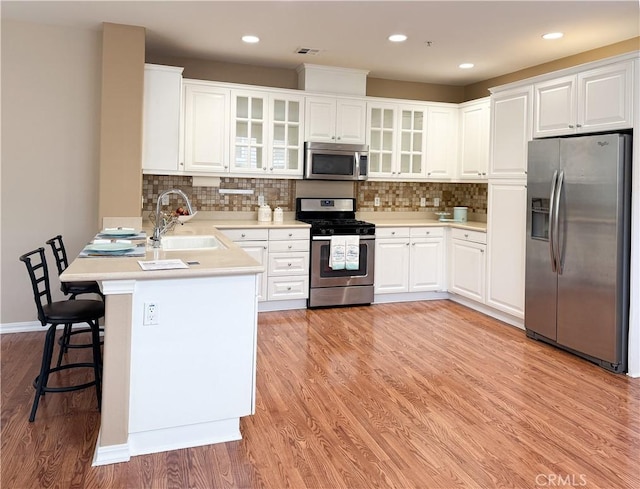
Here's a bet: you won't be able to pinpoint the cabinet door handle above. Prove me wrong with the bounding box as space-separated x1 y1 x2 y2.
288 245 292 249
568 124 575 128
287 263 292 267
391 231 396 235
464 233 469 238
412 242 416 246
287 286 292 291
576 124 582 128
288 233 293 237
241 233 246 238
263 246 267 249
224 165 229 169
263 167 267 171
426 231 430 235
270 167 274 171
406 242 410 246
481 249 485 253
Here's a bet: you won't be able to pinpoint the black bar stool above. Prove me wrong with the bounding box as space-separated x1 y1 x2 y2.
46 235 104 367
19 247 104 422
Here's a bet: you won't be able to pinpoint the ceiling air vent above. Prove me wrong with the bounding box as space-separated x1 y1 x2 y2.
296 47 321 56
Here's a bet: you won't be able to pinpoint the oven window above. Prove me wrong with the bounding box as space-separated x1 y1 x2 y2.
311 154 355 176
319 242 368 276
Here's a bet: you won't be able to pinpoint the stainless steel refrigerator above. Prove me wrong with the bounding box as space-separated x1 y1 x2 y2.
525 133 631 373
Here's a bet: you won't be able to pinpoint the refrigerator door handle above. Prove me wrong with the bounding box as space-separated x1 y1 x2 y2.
554 170 565 274
549 170 559 273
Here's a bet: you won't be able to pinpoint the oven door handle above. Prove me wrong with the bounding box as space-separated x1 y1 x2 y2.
312 236 375 241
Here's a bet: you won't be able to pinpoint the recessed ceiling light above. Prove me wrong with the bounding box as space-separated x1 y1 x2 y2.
542 32 564 40
459 63 474 69
242 35 260 44
388 34 408 42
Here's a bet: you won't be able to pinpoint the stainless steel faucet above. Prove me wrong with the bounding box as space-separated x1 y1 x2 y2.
151 189 195 247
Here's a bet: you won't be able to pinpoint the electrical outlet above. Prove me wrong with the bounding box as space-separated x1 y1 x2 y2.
258 194 265 206
374 196 380 207
420 197 426 207
143 302 158 325
161 194 170 205
433 197 440 207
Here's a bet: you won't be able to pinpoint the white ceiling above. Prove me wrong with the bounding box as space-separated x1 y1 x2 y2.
2 1 639 86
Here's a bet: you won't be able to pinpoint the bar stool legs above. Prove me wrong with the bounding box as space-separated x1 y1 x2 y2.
29 319 103 422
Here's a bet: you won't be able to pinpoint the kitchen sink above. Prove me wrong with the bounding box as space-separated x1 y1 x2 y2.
160 235 224 251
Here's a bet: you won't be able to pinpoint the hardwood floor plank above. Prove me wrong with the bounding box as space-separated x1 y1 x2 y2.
2 301 639 488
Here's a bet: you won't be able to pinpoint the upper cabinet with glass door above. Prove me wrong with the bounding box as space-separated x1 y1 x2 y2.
367 102 428 180
268 93 304 176
367 102 397 177
398 106 427 179
229 89 304 177
230 90 266 174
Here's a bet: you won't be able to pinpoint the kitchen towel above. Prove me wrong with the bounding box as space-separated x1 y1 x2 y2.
345 236 360 270
329 236 346 270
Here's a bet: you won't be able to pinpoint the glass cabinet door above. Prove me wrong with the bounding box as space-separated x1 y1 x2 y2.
399 107 426 177
269 94 303 174
367 104 396 176
232 92 266 172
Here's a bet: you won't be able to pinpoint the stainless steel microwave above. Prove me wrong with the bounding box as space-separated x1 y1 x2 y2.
303 142 368 181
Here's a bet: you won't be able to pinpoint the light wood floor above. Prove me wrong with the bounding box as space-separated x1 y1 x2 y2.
2 300 639 488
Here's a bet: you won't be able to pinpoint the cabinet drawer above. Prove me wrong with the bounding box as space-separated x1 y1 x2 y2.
268 252 309 276
221 228 269 241
410 227 444 238
267 276 309 301
269 240 309 253
269 228 310 241
451 228 487 244
376 227 410 238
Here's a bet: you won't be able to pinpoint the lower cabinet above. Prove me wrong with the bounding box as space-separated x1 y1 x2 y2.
375 227 445 295
449 228 486 303
220 227 310 304
485 181 527 318
220 228 268 302
267 228 309 301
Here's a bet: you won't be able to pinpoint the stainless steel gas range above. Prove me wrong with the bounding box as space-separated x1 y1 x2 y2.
296 198 375 308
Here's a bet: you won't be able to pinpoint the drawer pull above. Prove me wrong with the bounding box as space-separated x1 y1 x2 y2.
391 231 396 235
426 231 430 235
241 233 246 238
287 286 292 291
288 233 293 237
464 233 469 238
288 245 292 249
288 263 292 267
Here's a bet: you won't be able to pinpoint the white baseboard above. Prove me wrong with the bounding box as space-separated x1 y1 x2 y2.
374 291 448 304
448 294 524 329
0 321 43 334
258 299 307 312
92 430 130 466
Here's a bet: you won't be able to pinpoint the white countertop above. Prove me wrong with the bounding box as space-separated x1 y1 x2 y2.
367 218 487 232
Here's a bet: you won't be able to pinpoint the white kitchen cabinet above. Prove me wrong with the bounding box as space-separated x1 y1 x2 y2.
220 228 269 302
268 93 304 176
449 228 486 303
230 90 304 177
230 89 267 174
458 98 490 180
305 96 366 144
375 227 445 294
142 64 184 174
533 60 633 138
485 182 527 318
366 103 430 180
367 102 397 176
183 82 230 173
375 228 410 294
425 105 458 179
267 228 309 301
409 227 446 292
489 86 532 179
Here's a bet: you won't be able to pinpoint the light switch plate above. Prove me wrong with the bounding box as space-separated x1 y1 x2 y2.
374 196 380 207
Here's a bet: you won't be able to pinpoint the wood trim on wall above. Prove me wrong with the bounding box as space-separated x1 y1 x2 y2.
464 37 640 101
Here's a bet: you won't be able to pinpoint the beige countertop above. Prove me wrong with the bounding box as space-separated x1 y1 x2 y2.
61 225 265 283
366 218 487 232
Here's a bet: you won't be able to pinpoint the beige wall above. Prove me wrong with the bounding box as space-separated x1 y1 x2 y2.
98 23 145 221
367 77 464 103
464 37 640 100
1 20 102 323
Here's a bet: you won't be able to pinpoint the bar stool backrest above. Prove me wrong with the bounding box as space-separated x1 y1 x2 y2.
45 235 69 277
19 248 52 326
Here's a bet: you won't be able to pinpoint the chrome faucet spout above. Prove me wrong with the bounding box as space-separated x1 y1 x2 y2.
151 189 195 247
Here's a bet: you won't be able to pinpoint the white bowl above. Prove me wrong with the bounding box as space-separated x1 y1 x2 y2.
177 211 197 223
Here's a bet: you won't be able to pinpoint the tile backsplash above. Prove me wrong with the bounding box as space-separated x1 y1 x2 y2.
142 175 487 216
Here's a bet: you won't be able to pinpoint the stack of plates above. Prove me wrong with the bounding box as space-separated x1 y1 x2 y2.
84 240 137 255
99 227 139 238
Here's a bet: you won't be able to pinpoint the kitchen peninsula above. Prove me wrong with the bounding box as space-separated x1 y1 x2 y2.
61 225 263 466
